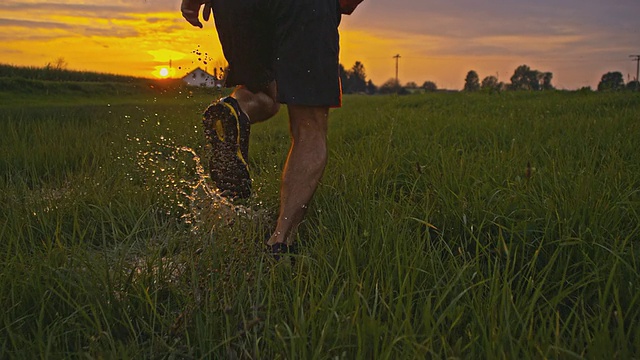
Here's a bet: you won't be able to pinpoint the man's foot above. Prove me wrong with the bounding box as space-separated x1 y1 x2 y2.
266 242 298 262
255 229 297 265
202 97 251 199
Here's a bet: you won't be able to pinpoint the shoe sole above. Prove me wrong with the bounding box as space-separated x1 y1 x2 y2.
202 101 251 199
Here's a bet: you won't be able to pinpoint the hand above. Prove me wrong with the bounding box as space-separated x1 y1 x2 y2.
181 0 212 28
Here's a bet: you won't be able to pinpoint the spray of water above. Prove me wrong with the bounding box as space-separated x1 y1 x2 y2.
132 135 268 235
111 86 276 312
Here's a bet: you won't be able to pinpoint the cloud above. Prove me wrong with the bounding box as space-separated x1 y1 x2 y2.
0 0 181 15
340 0 640 85
0 18 75 29
346 0 640 52
0 2 137 20
0 17 140 39
148 49 188 62
0 2 188 41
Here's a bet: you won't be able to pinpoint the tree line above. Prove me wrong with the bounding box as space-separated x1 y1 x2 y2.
339 61 640 93
464 65 553 92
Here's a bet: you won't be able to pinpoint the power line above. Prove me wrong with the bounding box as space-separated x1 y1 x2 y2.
393 54 401 84
630 55 640 91
630 55 640 83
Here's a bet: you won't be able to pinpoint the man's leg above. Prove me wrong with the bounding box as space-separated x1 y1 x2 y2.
266 105 329 247
231 81 280 125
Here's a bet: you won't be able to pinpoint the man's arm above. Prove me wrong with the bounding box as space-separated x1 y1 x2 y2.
181 0 212 28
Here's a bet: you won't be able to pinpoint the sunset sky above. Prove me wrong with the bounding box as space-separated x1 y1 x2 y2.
1 0 638 90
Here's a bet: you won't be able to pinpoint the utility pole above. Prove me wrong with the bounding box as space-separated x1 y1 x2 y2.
393 54 401 85
630 55 640 90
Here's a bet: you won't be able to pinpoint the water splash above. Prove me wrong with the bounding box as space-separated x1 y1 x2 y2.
132 134 268 235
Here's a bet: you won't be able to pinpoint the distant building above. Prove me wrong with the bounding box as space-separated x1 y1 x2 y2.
182 67 222 88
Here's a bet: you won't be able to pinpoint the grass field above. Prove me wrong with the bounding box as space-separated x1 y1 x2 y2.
1 90 639 359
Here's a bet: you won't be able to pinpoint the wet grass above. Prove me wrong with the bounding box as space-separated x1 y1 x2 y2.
1 90 639 358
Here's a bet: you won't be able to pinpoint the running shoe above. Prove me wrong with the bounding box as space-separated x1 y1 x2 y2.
202 96 251 199
267 242 298 263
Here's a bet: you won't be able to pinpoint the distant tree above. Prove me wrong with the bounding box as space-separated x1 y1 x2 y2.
464 70 480 91
379 78 403 94
422 80 438 92
540 72 554 90
597 71 625 91
481 75 499 90
405 81 418 89
349 61 367 93
510 65 540 90
366 80 378 94
626 80 640 91
340 61 368 94
508 65 554 91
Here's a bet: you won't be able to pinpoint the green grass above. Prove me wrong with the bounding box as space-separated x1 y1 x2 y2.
1 90 639 358
0 63 215 108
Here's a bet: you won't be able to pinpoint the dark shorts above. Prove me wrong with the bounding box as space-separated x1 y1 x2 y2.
212 0 342 107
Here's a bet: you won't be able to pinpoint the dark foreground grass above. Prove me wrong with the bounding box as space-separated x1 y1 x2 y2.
1 91 639 358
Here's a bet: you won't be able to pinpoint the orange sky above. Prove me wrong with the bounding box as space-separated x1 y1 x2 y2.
1 1 639 90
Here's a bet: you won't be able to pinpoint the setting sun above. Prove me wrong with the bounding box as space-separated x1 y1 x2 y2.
153 66 176 79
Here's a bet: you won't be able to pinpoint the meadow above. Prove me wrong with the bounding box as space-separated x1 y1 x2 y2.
1 89 639 359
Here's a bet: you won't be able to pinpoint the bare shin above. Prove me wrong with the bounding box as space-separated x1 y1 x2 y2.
267 105 329 246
